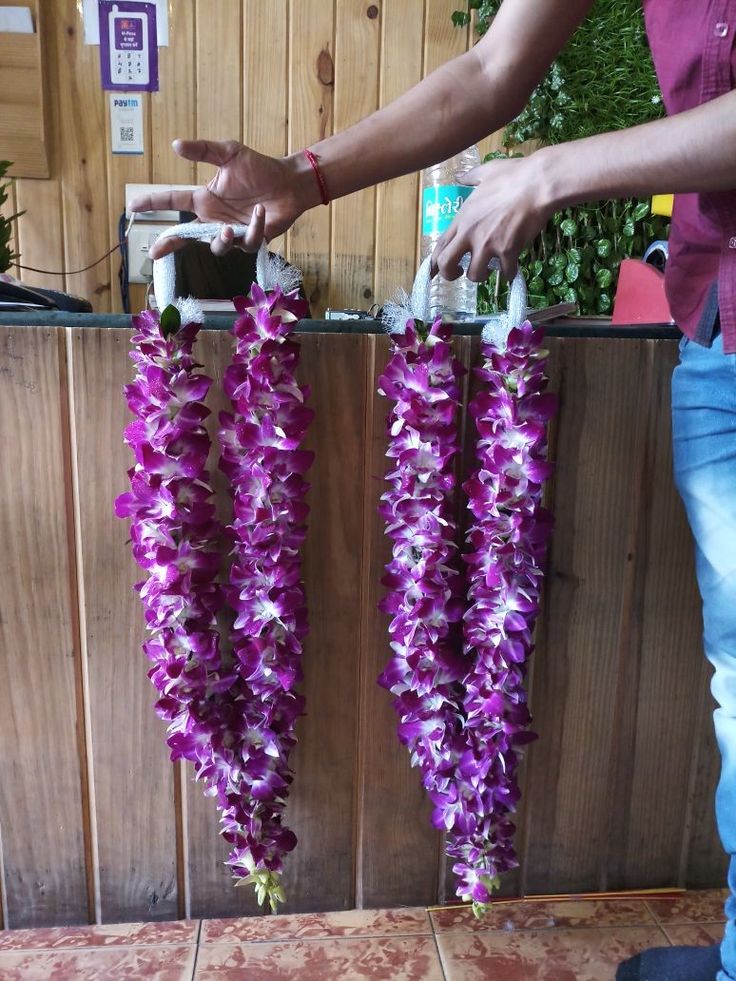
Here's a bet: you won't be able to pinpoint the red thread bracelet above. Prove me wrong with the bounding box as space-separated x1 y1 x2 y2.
303 148 331 206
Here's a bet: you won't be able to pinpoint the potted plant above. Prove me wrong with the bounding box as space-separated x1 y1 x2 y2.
0 161 21 275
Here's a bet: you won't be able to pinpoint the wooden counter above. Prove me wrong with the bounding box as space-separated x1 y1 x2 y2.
0 317 722 929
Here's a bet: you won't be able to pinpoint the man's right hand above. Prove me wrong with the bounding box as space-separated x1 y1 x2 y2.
128 139 320 258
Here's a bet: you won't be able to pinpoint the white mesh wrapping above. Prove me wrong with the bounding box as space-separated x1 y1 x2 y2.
151 222 301 312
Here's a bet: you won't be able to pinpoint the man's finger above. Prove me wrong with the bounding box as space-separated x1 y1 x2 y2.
148 234 192 260
458 163 494 186
434 238 466 282
128 188 197 215
242 205 265 251
499 252 519 281
210 225 235 257
173 138 238 167
468 249 495 283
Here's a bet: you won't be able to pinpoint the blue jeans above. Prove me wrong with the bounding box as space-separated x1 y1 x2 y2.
672 331 736 981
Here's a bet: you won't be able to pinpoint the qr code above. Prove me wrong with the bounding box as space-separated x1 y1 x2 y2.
120 126 135 143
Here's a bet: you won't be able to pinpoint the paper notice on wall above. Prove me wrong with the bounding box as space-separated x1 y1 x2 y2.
110 93 144 154
83 0 168 45
0 6 34 32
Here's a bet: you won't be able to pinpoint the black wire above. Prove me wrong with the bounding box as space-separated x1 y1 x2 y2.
15 242 123 275
118 211 130 313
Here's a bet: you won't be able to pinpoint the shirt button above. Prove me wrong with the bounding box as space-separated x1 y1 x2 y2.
715 21 729 36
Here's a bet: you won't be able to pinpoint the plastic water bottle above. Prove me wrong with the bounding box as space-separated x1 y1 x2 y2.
421 145 481 321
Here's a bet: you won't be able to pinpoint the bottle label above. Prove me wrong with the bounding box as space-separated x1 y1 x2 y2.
421 184 474 236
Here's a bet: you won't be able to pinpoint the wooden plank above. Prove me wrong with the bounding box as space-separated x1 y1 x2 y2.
195 0 242 185
14 0 65 291
244 0 289 256
521 338 651 894
0 327 89 926
243 0 288 158
288 0 334 315
356 334 442 909
69 327 179 922
152 0 196 185
54 0 111 310
280 333 368 911
15 179 65 290
602 342 708 888
329 0 380 312
374 0 423 306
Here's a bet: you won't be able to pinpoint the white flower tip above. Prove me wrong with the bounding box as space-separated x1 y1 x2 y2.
174 296 205 324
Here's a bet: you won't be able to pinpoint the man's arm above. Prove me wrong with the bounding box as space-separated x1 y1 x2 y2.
433 88 736 281
134 0 594 257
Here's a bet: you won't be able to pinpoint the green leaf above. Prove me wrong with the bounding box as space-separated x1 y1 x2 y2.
595 267 613 288
632 201 650 221
566 247 581 263
549 253 566 271
160 304 182 338
597 292 612 313
531 259 544 277
563 287 578 305
548 271 564 287
565 262 580 283
451 10 470 26
622 219 635 237
596 239 613 259
560 218 578 237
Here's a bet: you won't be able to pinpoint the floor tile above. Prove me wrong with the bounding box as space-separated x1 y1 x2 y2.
0 944 196 980
436 925 667 981
0 919 199 951
194 935 443 980
201 907 431 944
431 899 655 934
647 889 728 925
660 923 725 945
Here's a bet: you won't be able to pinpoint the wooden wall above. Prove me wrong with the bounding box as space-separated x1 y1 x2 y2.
0 325 725 930
5 0 500 316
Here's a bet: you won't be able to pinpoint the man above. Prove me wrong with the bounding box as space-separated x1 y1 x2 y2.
131 2 736 977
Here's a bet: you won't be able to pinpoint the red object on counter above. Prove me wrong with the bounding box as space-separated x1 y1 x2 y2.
611 258 674 325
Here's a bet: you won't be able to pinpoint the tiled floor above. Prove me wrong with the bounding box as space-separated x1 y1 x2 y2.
0 889 726 980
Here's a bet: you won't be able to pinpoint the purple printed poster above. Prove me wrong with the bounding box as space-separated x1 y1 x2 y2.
99 1 158 92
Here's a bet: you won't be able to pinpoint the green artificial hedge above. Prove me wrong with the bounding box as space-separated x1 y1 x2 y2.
452 0 670 315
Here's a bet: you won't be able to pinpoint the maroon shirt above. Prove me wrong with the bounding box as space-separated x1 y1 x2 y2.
642 0 736 351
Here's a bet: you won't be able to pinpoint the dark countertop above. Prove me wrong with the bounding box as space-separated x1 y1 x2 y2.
0 312 681 340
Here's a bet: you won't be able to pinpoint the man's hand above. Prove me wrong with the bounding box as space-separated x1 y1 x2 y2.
128 139 321 258
431 153 553 283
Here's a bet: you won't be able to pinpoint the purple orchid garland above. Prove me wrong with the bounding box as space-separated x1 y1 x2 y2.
379 316 555 915
115 308 232 776
451 322 556 912
117 284 312 913
217 285 312 905
377 317 468 832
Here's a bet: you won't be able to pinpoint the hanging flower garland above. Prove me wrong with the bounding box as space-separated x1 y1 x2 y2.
379 282 555 915
450 322 556 914
217 283 312 907
115 301 236 778
118 249 312 912
377 316 469 829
